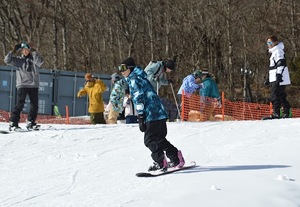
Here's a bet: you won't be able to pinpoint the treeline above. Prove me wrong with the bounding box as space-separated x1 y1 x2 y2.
1 0 300 105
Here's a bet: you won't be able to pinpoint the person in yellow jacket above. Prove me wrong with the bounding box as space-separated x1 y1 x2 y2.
77 73 106 124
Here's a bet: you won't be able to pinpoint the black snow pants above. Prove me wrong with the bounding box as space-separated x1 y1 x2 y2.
10 88 39 124
144 119 179 165
270 82 290 115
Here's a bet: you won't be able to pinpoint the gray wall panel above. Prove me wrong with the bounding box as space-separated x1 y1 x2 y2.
0 66 112 117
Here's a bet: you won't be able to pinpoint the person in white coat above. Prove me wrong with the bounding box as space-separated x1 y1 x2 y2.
123 89 138 124
264 35 291 118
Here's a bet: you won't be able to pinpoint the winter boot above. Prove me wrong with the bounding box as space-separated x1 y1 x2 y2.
282 108 291 118
168 150 185 168
9 122 21 131
270 112 280 119
177 150 185 167
26 120 38 130
148 157 167 172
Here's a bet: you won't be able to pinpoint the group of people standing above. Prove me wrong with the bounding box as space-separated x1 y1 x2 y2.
177 68 221 121
3 34 292 171
77 57 184 171
77 57 177 125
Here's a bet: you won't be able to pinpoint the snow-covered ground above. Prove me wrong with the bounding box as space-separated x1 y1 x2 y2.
0 119 300 207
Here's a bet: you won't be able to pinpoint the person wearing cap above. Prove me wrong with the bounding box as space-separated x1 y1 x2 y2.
144 59 175 95
105 73 127 124
119 57 185 172
4 42 44 131
177 69 203 98
77 73 106 124
199 69 221 121
177 70 204 119
264 35 291 119
199 69 220 100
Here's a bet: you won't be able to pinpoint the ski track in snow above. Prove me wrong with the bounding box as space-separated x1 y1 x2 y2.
1 120 300 207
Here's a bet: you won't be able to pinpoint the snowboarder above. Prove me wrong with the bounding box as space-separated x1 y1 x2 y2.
4 42 44 131
119 57 185 171
264 35 291 118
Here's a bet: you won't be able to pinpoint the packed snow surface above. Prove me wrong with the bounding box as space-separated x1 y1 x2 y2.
1 118 300 207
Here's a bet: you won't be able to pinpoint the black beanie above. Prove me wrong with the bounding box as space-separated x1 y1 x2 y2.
165 60 175 70
121 57 136 68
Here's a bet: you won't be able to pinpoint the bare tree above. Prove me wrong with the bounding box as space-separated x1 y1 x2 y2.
1 0 300 104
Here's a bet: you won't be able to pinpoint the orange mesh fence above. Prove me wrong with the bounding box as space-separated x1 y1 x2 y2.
1 92 300 125
180 91 300 121
0 110 90 125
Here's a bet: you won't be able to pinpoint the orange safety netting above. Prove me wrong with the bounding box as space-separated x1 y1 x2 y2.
1 92 300 125
180 91 300 121
0 110 90 125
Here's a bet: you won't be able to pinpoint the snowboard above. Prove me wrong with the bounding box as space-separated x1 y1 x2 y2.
136 161 197 177
262 116 275 120
0 129 29 133
2 125 41 133
27 124 41 131
262 115 291 120
0 130 9 134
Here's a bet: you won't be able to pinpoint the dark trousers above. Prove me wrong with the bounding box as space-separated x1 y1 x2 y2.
144 119 179 165
90 112 106 124
270 82 290 115
10 88 39 124
125 115 138 124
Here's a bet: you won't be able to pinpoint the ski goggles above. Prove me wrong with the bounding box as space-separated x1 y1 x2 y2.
21 42 30 49
118 64 128 72
266 41 273 45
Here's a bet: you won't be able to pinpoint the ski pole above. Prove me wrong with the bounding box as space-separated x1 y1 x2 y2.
170 83 181 120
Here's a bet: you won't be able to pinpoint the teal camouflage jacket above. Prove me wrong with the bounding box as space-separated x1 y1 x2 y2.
109 79 126 113
125 67 168 123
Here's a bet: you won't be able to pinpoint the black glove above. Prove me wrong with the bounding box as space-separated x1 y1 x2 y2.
276 74 283 83
13 44 21 53
264 79 270 86
168 78 173 84
138 114 146 132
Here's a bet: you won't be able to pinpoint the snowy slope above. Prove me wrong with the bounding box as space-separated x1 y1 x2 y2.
0 119 300 207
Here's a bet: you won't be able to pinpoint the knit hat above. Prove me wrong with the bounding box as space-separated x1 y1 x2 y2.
21 42 30 49
85 73 93 80
111 73 121 82
165 60 175 70
121 57 136 69
202 68 209 75
193 70 202 78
